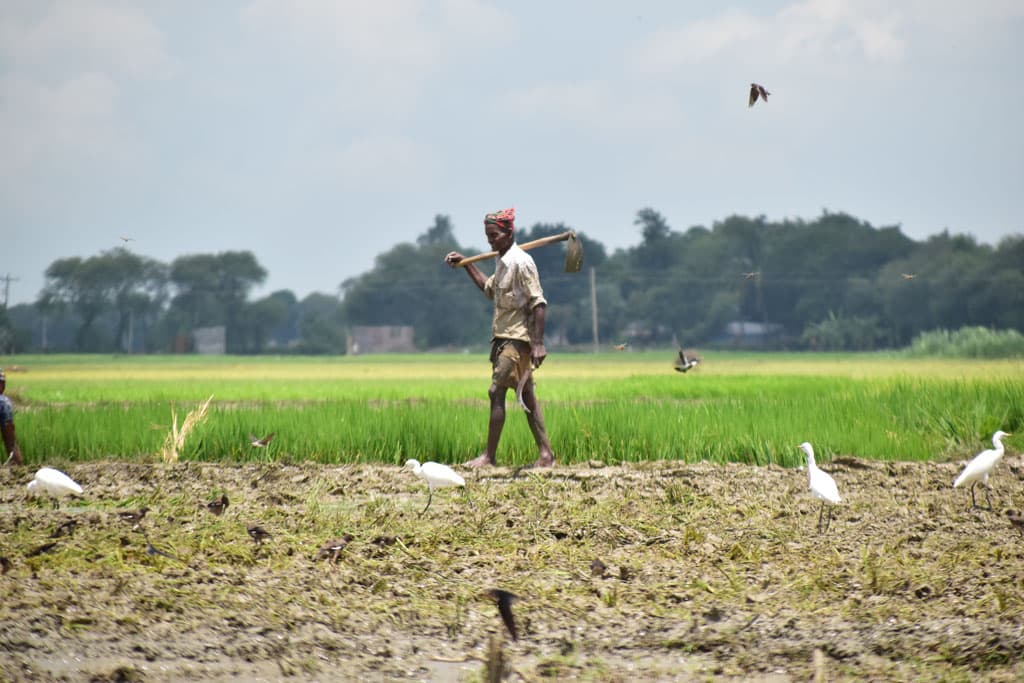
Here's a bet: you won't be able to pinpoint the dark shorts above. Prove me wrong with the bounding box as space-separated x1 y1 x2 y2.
490 339 532 390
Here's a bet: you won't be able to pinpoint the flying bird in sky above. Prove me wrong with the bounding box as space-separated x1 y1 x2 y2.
613 342 629 351
743 271 760 280
119 236 135 243
482 588 519 641
674 349 699 373
248 432 276 448
901 273 917 280
749 83 770 107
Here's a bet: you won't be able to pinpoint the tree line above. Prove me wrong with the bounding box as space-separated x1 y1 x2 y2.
2 210 1021 354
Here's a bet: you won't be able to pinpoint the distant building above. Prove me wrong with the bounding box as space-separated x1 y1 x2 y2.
192 326 226 355
347 325 416 354
722 320 783 347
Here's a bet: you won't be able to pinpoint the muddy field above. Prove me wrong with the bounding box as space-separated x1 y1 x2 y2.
1 456 1023 682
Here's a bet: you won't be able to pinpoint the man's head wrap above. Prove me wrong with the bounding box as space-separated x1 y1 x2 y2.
484 207 515 232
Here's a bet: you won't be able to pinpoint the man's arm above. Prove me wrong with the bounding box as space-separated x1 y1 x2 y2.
444 252 488 292
2 422 22 466
530 303 547 368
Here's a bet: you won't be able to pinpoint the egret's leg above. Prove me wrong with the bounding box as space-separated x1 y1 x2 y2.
419 488 433 516
817 503 825 533
969 482 978 509
824 506 833 533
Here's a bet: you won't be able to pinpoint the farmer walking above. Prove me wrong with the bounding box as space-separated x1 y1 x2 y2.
1 368 23 466
445 208 556 468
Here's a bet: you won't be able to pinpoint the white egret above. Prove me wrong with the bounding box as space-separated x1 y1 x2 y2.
797 442 841 533
404 459 465 515
26 467 83 499
953 430 1011 510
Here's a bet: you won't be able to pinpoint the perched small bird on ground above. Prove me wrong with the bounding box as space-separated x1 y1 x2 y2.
247 524 272 545
404 459 466 515
117 507 150 524
50 519 78 538
1 556 12 574
590 558 607 578
248 432 276 448
27 541 59 557
798 442 842 533
27 467 83 500
954 430 1011 510
315 534 355 562
481 588 519 641
749 83 770 107
674 349 699 373
1006 510 1024 537
204 493 229 516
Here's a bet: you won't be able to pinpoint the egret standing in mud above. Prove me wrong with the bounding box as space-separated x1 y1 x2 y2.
954 430 1011 510
798 442 841 533
27 467 83 501
404 459 465 515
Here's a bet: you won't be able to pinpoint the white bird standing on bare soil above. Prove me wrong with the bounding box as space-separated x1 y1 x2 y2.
27 467 83 499
404 459 465 515
954 430 1011 510
798 442 841 533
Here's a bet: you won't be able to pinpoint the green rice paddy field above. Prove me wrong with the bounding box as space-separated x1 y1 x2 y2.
3 351 1022 465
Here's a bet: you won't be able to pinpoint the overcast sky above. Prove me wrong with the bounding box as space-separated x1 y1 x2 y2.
2 1 1022 306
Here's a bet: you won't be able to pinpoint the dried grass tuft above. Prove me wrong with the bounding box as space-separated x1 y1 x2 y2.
159 394 214 463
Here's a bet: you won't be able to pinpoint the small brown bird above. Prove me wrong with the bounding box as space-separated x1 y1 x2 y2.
1007 510 1024 537
247 524 272 545
315 534 354 562
674 349 700 373
248 432 276 448
50 519 78 538
749 83 770 107
613 342 629 351
901 273 917 280
590 558 607 578
204 494 229 516
0 556 11 574
27 541 59 557
117 507 150 524
481 588 519 641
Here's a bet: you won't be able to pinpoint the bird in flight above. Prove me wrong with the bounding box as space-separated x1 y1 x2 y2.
204 493 229 516
248 432 276 448
674 349 700 373
613 342 629 351
119 236 135 243
749 83 770 107
481 588 519 641
743 271 760 280
901 273 917 280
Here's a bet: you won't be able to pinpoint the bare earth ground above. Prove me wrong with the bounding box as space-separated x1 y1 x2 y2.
1 457 1023 682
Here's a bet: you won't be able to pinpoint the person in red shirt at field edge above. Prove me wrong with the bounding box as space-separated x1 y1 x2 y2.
444 208 556 469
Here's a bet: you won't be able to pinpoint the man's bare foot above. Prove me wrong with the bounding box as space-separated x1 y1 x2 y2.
464 453 496 469
526 454 555 469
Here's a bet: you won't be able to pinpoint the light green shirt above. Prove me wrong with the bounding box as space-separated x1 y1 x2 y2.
483 243 547 342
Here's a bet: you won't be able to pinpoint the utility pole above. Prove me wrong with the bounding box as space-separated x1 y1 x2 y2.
589 266 599 353
0 274 19 308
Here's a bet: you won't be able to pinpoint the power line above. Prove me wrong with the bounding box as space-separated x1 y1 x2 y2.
0 274 19 308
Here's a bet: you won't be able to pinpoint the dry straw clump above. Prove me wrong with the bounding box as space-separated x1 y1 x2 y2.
159 394 214 463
